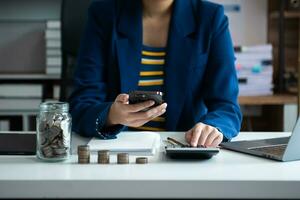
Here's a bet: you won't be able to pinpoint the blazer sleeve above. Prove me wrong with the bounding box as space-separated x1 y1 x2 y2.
69 3 125 138
200 5 242 141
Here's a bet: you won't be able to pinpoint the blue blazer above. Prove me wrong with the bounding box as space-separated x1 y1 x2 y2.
69 0 242 141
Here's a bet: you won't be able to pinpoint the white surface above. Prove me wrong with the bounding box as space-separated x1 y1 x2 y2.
88 131 160 155
1 132 300 199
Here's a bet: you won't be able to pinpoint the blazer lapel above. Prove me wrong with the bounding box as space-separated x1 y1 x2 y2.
116 1 142 93
116 0 198 131
165 0 198 131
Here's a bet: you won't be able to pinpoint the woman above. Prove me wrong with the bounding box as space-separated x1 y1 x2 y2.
69 0 242 147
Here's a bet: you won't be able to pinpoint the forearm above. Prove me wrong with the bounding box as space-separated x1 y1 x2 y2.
70 101 125 138
200 102 242 141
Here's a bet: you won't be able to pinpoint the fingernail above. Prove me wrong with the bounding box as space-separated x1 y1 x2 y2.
150 101 155 105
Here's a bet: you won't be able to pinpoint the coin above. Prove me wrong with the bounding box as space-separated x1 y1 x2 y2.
39 120 48 132
78 151 90 154
78 158 90 164
48 126 62 141
77 145 90 163
98 150 109 155
98 150 110 164
42 146 53 158
77 145 90 152
78 154 90 159
78 150 90 154
53 147 67 155
136 157 148 164
117 153 129 164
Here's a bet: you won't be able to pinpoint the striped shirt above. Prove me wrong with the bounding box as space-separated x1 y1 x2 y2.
129 45 166 131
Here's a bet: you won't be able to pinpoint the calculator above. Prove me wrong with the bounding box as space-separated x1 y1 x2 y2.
165 146 220 159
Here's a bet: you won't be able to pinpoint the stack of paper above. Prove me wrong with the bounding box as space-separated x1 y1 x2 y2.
235 44 273 96
45 20 62 75
88 131 161 156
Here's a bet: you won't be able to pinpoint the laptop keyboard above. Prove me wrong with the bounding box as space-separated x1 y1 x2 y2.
250 144 287 157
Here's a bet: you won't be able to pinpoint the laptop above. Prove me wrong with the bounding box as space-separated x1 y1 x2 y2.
0 132 36 155
220 118 300 162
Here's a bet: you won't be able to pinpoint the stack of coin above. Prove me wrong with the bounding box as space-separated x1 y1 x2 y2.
78 145 90 164
98 150 110 164
117 153 129 164
136 157 148 164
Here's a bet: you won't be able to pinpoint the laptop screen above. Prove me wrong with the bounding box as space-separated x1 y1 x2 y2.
0 132 36 155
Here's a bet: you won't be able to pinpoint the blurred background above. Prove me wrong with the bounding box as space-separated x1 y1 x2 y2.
0 0 299 133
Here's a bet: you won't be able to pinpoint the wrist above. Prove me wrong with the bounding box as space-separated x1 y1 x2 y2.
106 105 118 126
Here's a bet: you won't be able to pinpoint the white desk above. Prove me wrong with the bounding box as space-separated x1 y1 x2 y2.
0 132 300 199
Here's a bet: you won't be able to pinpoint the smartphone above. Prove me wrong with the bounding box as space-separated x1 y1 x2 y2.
129 91 164 107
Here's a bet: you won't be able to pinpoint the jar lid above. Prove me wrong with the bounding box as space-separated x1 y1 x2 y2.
39 101 69 112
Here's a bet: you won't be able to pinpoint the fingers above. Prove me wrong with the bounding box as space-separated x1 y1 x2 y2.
126 104 167 127
198 125 213 147
205 129 223 147
211 135 223 147
116 94 129 103
190 126 201 147
113 92 169 127
189 123 210 147
147 107 166 120
185 130 192 143
187 123 223 147
130 103 167 120
126 100 156 112
126 109 167 127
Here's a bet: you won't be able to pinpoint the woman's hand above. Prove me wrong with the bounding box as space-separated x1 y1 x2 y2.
106 94 167 127
185 123 223 147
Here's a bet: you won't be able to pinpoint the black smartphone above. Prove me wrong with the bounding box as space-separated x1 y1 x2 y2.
129 91 164 107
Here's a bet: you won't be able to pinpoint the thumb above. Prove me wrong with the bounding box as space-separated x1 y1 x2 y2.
115 94 129 103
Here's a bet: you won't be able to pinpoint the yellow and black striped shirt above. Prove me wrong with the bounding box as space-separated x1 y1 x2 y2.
130 45 166 131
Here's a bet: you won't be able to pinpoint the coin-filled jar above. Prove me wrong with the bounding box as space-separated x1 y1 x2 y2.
36 102 72 161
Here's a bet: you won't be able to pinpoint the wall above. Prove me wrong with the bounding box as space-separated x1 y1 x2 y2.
210 0 268 46
0 0 61 20
0 0 62 74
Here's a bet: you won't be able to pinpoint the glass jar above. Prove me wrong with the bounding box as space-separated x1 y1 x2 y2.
36 102 72 162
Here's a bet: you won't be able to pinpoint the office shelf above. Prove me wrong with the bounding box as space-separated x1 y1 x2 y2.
0 74 61 101
239 94 297 105
268 0 300 97
0 0 62 131
270 11 300 19
0 74 60 80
